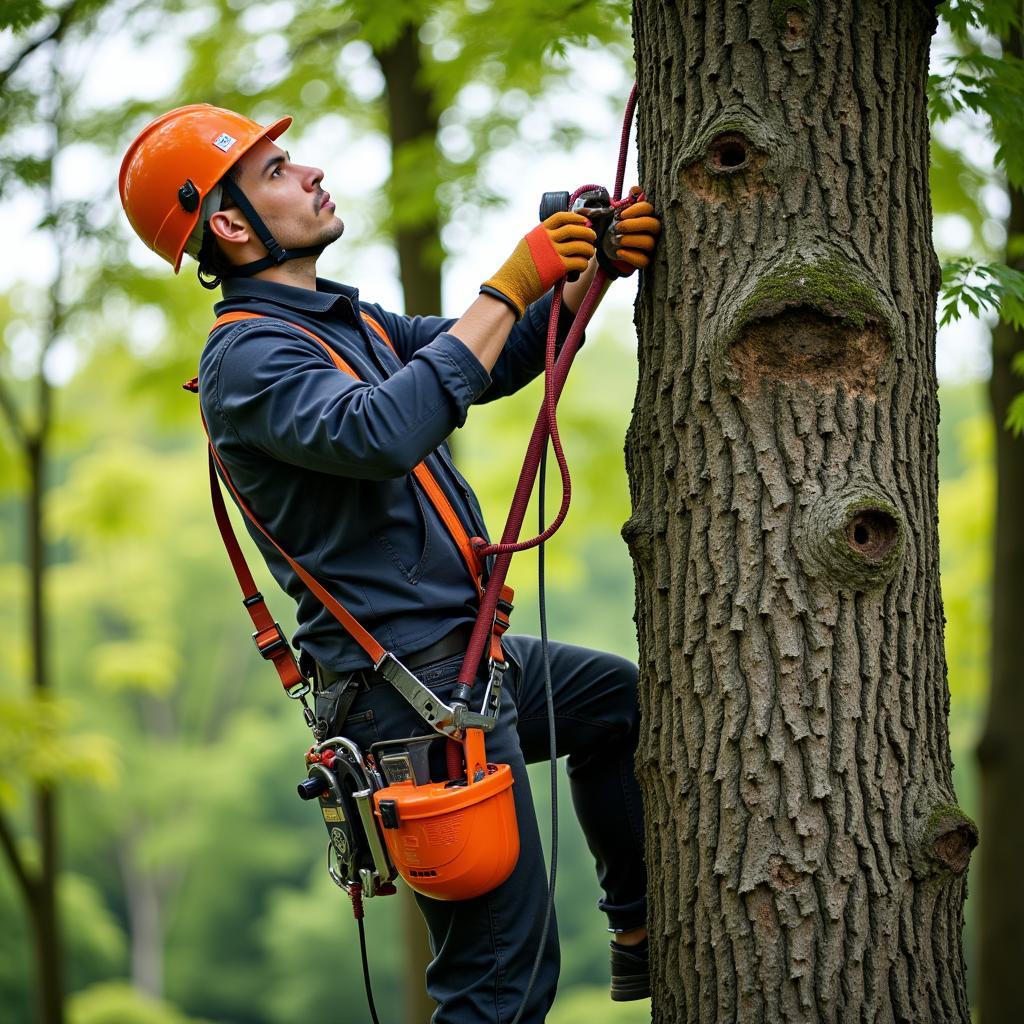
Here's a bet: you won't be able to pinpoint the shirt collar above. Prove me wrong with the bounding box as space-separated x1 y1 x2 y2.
217 276 361 317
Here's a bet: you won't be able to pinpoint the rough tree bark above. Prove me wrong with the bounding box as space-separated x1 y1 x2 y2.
625 2 975 1021
978 14 1024 1023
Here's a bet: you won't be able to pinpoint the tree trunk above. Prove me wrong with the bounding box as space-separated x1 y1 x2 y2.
978 16 1024 1022
28 433 65 1024
118 838 166 998
375 22 443 318
625 3 974 1021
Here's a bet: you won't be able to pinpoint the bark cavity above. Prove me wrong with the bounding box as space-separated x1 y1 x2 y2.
772 1 812 50
709 133 752 172
730 309 886 395
710 250 902 394
684 132 770 205
845 508 900 562
678 105 781 207
934 828 976 874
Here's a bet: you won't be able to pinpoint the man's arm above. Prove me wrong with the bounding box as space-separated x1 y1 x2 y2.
363 211 595 366
446 293 517 372
384 243 602 369
204 322 492 480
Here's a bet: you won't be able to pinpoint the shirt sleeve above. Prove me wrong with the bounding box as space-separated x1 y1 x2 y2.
359 303 457 364
202 321 491 480
361 291 582 406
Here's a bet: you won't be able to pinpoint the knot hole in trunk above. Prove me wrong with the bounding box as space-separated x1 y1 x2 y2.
797 485 905 589
845 509 899 561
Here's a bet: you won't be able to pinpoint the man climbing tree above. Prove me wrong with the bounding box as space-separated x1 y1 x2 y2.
118 103 661 1020
625 2 976 1021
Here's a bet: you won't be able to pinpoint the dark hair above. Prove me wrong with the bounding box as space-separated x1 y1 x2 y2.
196 162 242 290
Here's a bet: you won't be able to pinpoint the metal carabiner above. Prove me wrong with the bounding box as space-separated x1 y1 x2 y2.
479 658 508 721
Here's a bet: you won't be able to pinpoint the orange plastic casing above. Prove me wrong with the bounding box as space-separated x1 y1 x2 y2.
372 729 519 901
119 104 291 272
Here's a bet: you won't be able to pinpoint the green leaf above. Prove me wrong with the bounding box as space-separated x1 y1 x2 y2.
939 258 1024 329
938 0 1022 40
1006 392 1024 436
0 694 119 805
0 0 46 32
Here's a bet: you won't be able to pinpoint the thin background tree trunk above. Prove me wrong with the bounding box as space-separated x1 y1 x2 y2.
626 2 974 1020
978 10 1024 1022
376 22 443 319
0 50 69 1024
375 23 441 1024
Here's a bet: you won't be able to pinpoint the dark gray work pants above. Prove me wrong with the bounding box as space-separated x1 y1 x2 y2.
336 634 647 1024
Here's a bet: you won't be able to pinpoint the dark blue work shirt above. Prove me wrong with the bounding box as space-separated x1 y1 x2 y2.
198 275 578 672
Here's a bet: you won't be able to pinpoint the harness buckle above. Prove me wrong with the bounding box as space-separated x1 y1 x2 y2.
253 622 290 659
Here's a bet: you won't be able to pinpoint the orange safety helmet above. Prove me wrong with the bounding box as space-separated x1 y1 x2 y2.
118 104 292 272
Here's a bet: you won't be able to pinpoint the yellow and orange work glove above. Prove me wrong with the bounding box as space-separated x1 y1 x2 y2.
598 186 662 279
481 211 597 319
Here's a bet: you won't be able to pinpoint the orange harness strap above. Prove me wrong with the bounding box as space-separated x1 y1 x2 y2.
204 411 387 667
203 445 313 695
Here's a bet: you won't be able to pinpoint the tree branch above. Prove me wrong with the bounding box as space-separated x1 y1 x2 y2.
287 20 358 63
0 808 38 904
0 0 82 93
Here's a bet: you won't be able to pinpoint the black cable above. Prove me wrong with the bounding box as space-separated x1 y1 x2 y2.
510 442 559 1024
357 912 381 1024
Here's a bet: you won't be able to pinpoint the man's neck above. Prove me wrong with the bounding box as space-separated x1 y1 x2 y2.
252 258 319 291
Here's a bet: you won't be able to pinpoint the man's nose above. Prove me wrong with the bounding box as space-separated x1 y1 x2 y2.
302 164 325 190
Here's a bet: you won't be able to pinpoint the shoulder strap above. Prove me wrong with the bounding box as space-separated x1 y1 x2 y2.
210 309 395 356
359 310 393 349
210 310 361 376
204 413 387 666
204 447 312 695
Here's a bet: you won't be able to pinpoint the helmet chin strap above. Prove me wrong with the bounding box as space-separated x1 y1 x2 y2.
218 176 326 278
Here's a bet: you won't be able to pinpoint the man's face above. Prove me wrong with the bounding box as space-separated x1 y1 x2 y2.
229 137 344 253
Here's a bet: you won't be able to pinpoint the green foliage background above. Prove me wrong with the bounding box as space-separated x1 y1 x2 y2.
0 0 1013 1021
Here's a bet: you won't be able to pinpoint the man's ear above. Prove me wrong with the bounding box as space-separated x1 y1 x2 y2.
208 209 250 247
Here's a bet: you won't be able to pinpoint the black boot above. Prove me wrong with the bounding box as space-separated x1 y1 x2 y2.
609 937 650 1001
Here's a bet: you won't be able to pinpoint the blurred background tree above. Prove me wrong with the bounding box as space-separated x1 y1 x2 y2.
0 0 1021 1021
929 3 1024 1020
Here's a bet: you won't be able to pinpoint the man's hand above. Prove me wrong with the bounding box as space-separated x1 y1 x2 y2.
598 186 661 279
481 212 597 318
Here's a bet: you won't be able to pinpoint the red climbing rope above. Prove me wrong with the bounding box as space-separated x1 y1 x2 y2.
453 84 641 696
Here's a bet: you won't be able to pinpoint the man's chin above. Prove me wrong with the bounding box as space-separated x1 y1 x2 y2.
321 218 344 247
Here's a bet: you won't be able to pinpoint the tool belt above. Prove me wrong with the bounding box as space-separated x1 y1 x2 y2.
313 623 475 691
311 623 477 735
